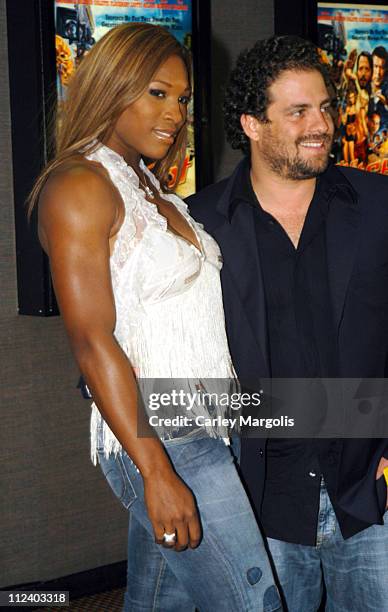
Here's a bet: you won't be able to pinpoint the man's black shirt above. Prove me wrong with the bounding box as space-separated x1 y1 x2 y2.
234 161 341 544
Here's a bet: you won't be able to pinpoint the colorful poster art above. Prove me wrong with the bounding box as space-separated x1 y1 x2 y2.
318 3 388 174
54 0 195 196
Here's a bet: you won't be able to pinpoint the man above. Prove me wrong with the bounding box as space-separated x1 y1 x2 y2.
367 111 382 164
369 46 388 121
368 111 381 136
356 50 372 92
372 45 387 91
188 36 388 611
368 111 381 141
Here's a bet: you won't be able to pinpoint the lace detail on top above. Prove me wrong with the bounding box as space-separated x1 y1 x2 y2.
85 143 237 464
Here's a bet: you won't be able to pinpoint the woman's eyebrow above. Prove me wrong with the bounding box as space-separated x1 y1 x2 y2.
150 79 191 91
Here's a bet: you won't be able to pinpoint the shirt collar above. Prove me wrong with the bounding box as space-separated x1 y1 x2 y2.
217 157 358 223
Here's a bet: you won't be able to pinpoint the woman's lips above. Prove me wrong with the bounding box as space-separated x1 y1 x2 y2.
153 129 176 144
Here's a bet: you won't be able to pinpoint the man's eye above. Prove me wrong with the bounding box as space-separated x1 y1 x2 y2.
292 110 303 117
149 89 165 98
179 95 191 105
321 105 330 113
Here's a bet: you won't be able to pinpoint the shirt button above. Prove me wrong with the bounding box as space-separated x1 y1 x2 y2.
259 448 264 457
309 471 317 478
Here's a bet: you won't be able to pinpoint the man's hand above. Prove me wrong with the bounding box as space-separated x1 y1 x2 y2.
376 456 388 509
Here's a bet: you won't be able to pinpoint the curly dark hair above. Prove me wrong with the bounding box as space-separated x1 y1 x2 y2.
224 35 330 155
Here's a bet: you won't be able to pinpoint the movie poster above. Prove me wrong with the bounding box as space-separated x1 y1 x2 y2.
318 3 388 174
54 0 195 196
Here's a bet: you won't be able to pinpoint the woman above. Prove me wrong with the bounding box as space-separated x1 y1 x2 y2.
343 63 370 167
341 90 357 163
29 24 281 612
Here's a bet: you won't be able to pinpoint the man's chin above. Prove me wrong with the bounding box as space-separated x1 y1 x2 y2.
287 157 330 180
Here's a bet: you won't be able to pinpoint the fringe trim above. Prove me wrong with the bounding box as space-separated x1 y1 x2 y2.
90 393 232 467
90 402 122 466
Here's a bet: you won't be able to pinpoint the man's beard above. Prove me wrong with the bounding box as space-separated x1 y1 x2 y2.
260 130 333 180
359 77 370 89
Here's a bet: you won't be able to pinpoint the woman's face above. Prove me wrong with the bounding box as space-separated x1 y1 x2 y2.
106 54 190 166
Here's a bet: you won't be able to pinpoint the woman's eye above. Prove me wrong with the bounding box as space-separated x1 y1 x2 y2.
179 95 191 105
149 89 165 98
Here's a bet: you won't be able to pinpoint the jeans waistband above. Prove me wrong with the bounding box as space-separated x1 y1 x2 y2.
162 427 213 448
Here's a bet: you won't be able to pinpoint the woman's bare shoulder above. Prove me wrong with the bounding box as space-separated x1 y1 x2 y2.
41 154 116 203
39 155 120 229
38 155 124 254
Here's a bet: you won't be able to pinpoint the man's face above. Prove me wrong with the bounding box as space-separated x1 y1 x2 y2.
357 55 372 89
372 55 386 89
368 114 381 136
251 69 334 180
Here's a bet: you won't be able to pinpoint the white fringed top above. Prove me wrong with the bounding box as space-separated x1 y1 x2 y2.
86 144 237 464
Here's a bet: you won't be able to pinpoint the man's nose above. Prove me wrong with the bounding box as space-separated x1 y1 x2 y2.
310 108 331 133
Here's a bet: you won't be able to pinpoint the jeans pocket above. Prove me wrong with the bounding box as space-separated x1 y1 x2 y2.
98 452 138 510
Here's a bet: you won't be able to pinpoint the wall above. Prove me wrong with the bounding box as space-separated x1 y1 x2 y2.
0 0 128 587
0 0 274 588
211 0 274 180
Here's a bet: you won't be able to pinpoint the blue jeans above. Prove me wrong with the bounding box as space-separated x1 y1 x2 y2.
98 431 282 612
267 480 388 612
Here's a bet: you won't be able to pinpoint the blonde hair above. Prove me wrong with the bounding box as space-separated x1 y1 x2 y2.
28 23 191 215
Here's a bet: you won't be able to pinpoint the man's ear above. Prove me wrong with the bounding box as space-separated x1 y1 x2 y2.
240 114 262 142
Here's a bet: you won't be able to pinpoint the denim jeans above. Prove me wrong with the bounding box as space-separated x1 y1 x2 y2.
97 431 282 612
267 479 388 612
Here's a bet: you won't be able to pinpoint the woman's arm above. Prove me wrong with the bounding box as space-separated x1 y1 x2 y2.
38 163 201 551
341 106 348 126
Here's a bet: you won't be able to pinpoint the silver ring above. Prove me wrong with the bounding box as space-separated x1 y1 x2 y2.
163 532 176 543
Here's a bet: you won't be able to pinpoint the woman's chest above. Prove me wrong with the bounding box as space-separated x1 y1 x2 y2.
113 219 222 305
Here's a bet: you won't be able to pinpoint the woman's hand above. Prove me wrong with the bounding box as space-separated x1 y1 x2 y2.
143 468 202 552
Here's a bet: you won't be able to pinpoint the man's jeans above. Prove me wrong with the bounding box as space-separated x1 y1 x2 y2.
98 431 282 612
267 480 388 612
